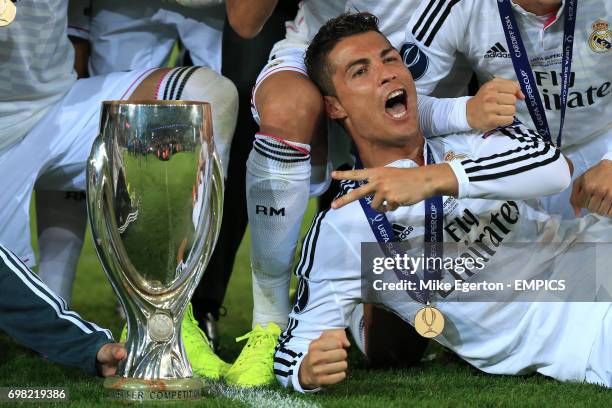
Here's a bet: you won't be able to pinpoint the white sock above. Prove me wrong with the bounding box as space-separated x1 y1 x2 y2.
37 191 87 305
156 66 238 178
247 133 311 329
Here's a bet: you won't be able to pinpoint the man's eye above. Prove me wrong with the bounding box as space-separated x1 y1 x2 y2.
353 67 367 77
384 56 398 63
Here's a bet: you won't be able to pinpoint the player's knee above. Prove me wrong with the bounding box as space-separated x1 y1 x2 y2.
182 68 239 122
182 68 239 175
256 73 325 143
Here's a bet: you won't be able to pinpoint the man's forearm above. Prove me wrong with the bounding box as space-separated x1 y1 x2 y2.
226 0 278 39
0 245 113 375
448 129 571 200
420 163 459 198
418 95 471 138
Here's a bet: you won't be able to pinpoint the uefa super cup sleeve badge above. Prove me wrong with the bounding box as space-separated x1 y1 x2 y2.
0 0 16 27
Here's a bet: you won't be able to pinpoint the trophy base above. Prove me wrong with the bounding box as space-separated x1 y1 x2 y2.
104 376 204 402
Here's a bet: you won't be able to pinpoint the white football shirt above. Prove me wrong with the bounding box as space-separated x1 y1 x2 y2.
403 0 612 151
273 124 611 392
0 1 76 151
67 0 225 75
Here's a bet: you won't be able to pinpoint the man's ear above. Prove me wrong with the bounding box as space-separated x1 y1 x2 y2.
324 95 347 120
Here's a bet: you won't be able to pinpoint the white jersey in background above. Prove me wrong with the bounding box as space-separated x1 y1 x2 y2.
0 1 76 151
68 0 225 75
300 0 421 47
252 0 473 142
403 0 612 185
274 124 612 392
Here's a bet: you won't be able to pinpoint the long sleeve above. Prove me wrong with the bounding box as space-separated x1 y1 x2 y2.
0 244 113 375
447 124 571 200
274 213 361 392
418 95 471 137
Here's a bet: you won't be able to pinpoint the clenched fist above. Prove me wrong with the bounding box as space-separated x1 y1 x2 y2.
299 329 350 390
466 77 525 132
570 160 612 217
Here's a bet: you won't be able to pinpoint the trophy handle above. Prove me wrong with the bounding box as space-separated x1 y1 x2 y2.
87 134 127 300
209 148 224 246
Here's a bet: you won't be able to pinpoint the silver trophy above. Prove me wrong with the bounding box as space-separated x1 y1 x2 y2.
87 101 223 402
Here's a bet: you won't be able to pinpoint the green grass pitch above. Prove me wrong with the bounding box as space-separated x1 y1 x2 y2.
0 199 610 407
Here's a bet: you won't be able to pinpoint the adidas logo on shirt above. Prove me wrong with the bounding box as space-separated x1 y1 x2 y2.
484 42 511 59
392 223 414 241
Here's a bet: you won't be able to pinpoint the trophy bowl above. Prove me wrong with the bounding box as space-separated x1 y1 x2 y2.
86 100 224 402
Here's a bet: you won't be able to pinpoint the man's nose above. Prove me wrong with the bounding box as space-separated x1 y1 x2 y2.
380 67 397 86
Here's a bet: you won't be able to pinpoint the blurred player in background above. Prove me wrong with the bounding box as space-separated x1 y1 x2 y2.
402 0 612 219
275 12 611 392
0 0 237 380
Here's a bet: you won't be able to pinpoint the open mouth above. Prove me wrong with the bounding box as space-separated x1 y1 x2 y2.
384 89 408 119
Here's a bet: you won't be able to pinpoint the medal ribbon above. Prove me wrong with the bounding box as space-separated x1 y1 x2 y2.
497 0 576 146
356 145 444 304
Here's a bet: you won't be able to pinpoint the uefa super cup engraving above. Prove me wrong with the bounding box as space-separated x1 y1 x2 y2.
87 101 223 401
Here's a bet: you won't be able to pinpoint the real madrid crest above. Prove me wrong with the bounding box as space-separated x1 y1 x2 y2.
0 0 16 27
589 20 612 54
443 151 469 162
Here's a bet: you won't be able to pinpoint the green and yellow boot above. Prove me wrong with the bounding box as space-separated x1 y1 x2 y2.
225 323 281 387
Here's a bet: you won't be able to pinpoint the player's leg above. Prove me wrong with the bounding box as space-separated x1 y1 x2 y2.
248 69 327 330
226 41 330 387
36 191 86 305
136 66 238 176
190 6 294 352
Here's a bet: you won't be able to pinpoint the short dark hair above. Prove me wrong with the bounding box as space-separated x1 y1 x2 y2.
305 12 382 96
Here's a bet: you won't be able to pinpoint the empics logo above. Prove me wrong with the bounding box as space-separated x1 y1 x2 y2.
484 42 510 59
589 20 612 54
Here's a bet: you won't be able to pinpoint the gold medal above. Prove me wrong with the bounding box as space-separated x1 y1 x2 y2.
414 305 445 338
0 0 16 27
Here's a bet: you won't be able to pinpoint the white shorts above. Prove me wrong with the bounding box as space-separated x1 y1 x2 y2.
540 126 612 219
0 69 153 267
68 0 224 75
585 304 612 387
250 5 353 196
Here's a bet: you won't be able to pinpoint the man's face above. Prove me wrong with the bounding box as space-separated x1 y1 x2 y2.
325 31 419 147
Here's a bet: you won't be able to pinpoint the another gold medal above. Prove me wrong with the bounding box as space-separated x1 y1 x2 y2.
414 305 445 338
0 0 16 27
